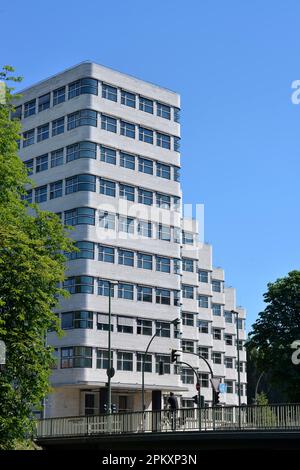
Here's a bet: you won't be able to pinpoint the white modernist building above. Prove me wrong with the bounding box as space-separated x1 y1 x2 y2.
14 62 247 418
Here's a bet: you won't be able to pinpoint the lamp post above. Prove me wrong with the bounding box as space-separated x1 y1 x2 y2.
231 310 242 409
141 318 180 416
107 280 118 416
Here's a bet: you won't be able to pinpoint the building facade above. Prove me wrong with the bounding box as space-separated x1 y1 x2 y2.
14 62 246 418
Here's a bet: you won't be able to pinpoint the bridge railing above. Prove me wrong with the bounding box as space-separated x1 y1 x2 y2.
36 403 300 438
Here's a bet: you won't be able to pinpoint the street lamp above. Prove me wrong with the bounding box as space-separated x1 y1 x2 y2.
106 280 118 416
141 318 180 416
231 310 242 409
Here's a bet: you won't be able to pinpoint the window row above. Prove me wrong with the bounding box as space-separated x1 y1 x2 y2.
20 110 180 151
198 322 246 345
26 173 180 210
23 141 180 182
63 276 180 306
67 242 181 275
13 77 180 122
181 371 247 396
57 311 179 338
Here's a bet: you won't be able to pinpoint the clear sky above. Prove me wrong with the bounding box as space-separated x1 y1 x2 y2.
1 0 300 331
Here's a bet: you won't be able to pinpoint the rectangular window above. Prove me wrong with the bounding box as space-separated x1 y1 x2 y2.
68 78 98 98
53 86 65 105
99 178 116 197
118 283 134 300
182 312 194 327
198 295 209 308
156 162 171 179
199 373 209 388
61 346 92 368
67 141 97 162
213 328 222 341
96 349 112 369
138 157 153 174
158 224 171 241
156 355 170 374
182 285 194 299
99 211 116 230
23 129 35 147
11 105 22 120
24 159 34 175
225 334 233 346
137 253 153 270
139 126 153 144
118 249 134 267
137 286 152 303
117 352 133 371
68 110 97 129
120 120 135 139
137 353 152 373
182 231 194 245
182 340 194 353
225 357 233 369
181 369 195 385
138 188 153 206
174 136 180 152
182 258 194 272
50 180 63 199
156 193 170 209
24 99 36 117
117 317 134 334
212 280 222 292
174 108 180 123
52 117 65 136
174 167 180 182
156 322 170 338
156 256 170 273
138 221 152 238
199 270 209 283
137 319 152 336
36 154 48 173
156 289 171 305
65 174 96 193
121 90 136 108
101 114 117 133
118 216 134 234
198 320 209 334
173 258 181 274
66 241 94 260
37 123 49 142
22 189 32 204
102 83 117 102
97 314 113 331
225 380 233 394
237 318 244 330
65 207 95 226
64 276 94 294
198 347 209 360
100 145 116 164
61 311 93 330
38 93 50 112
212 352 222 364
157 132 171 149
98 280 114 297
35 185 47 203
139 96 153 114
99 245 115 263
212 304 222 316
120 152 135 170
51 148 64 167
119 184 135 201
157 102 171 120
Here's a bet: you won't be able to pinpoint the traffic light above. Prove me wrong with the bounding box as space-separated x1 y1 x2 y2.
159 361 164 375
111 403 117 413
213 390 220 405
171 349 179 363
103 403 108 413
193 395 205 407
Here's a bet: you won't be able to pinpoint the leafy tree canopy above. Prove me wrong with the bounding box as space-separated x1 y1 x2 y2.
0 66 74 449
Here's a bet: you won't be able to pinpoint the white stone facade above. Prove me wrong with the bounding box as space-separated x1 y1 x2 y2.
15 62 246 417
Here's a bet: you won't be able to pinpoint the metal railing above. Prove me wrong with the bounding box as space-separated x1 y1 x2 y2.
36 404 300 439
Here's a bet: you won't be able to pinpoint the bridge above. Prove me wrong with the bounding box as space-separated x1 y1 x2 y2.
35 404 300 450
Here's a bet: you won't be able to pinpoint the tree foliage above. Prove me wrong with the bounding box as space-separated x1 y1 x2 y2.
0 66 74 449
247 270 300 402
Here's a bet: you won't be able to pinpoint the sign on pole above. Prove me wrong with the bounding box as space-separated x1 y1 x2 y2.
219 383 227 393
210 378 221 392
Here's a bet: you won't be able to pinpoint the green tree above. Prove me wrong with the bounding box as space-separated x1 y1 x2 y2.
0 66 74 449
247 270 300 403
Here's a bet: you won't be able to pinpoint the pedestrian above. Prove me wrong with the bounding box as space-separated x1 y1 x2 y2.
167 392 178 430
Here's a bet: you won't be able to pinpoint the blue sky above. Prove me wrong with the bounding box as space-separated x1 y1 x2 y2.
2 0 300 330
